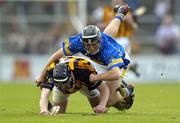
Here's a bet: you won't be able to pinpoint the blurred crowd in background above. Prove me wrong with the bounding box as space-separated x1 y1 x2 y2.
0 0 180 55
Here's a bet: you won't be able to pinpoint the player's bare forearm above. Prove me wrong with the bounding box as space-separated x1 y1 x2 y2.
90 67 122 81
42 49 64 77
35 49 64 85
103 18 121 37
39 88 51 114
93 82 109 113
98 82 110 106
103 4 129 37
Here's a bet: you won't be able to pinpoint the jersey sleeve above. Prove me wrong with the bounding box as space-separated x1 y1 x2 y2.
62 38 74 55
62 34 83 56
88 81 102 90
108 57 125 70
40 80 54 91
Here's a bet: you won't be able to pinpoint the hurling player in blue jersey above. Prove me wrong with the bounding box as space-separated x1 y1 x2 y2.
36 4 134 110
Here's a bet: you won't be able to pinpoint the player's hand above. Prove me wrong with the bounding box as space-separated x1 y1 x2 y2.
35 75 45 87
89 73 97 82
93 104 108 114
114 4 130 20
114 4 129 15
39 110 50 115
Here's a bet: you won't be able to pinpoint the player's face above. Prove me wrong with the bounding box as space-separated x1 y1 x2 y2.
84 43 100 55
55 72 75 91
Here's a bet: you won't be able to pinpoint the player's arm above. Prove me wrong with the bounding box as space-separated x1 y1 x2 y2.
103 17 121 37
35 49 65 86
90 67 122 82
39 88 51 115
103 4 129 37
39 72 55 115
93 82 110 113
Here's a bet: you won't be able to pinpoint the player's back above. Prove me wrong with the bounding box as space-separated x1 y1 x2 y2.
59 56 101 92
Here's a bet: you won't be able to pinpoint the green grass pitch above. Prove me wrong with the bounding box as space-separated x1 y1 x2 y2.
0 82 180 123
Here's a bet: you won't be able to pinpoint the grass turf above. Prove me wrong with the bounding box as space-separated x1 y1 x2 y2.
0 82 180 123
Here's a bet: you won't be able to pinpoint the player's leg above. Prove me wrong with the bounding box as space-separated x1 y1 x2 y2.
81 57 130 107
106 76 135 109
52 87 70 113
113 83 135 110
106 79 124 106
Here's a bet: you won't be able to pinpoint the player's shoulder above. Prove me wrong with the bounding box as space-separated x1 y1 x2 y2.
66 56 95 72
68 33 82 42
101 32 124 49
101 32 110 37
66 33 83 49
47 62 56 72
101 32 115 41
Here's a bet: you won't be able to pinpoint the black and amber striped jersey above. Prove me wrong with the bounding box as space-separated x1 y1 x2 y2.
40 56 101 94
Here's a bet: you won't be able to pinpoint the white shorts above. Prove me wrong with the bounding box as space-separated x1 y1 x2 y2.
52 86 100 104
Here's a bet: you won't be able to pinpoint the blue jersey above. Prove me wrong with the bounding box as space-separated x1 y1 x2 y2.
62 32 130 70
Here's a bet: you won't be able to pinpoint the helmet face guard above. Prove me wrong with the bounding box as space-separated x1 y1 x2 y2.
82 35 100 45
53 63 74 91
81 25 101 55
53 75 74 91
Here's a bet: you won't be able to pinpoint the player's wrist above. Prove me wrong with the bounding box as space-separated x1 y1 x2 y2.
39 110 50 115
114 14 124 22
90 74 99 82
113 4 129 22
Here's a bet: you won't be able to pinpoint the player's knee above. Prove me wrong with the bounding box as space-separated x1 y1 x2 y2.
52 87 69 105
89 89 100 98
86 89 100 98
